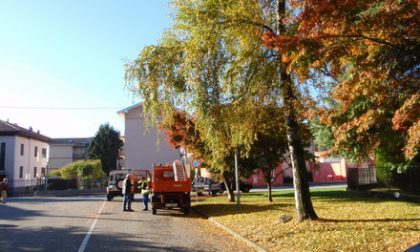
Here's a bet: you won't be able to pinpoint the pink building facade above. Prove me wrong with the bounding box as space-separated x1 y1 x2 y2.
244 151 348 187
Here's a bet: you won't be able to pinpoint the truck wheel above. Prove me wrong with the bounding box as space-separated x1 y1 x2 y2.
152 208 157 215
107 195 113 201
183 207 189 215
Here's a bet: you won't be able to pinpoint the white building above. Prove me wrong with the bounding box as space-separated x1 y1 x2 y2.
117 104 179 170
0 120 50 193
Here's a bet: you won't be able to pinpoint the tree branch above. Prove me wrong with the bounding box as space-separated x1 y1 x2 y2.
217 19 275 34
320 33 397 48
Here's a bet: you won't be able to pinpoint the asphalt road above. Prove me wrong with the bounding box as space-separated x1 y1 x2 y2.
0 195 253 252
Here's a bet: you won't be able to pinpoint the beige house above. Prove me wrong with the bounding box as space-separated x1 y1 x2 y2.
48 138 92 171
118 104 179 170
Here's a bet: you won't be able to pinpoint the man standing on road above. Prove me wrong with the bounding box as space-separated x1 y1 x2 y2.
0 178 8 204
122 174 134 211
139 176 149 211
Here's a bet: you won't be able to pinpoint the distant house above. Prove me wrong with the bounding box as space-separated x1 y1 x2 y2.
312 150 347 183
245 150 377 188
48 138 92 171
117 104 179 170
0 119 50 193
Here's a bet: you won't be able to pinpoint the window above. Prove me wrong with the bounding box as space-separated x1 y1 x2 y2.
19 166 23 178
41 167 46 177
0 143 5 171
41 148 47 158
162 171 174 178
34 167 37 178
34 146 38 157
20 143 24 156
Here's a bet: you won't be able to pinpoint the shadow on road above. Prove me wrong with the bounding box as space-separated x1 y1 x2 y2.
0 204 46 221
0 225 208 252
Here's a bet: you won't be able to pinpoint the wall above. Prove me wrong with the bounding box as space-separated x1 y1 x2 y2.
14 136 49 181
122 105 179 170
48 144 73 170
313 161 347 183
244 159 346 187
0 136 16 178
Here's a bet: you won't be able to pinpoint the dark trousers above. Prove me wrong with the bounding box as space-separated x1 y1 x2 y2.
123 193 132 210
142 194 149 210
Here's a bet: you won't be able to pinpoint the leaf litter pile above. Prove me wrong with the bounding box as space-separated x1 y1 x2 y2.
193 188 420 252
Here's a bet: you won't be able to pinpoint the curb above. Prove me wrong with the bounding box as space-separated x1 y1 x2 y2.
192 207 268 252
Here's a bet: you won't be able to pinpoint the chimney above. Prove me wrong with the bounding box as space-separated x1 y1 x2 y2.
29 127 33 132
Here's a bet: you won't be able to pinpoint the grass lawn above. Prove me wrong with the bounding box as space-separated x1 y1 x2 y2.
192 187 420 252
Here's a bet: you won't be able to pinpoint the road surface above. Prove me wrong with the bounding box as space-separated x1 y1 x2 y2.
0 195 253 252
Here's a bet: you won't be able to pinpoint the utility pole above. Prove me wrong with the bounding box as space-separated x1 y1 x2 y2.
235 149 240 207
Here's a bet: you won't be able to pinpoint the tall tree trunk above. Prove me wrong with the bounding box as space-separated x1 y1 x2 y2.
222 171 235 202
264 168 273 202
282 79 318 221
267 180 273 202
277 0 318 222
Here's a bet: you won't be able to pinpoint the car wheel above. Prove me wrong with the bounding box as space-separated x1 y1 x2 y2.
107 194 113 201
183 207 189 215
152 208 157 215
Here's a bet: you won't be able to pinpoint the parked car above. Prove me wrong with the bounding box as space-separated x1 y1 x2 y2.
220 180 253 193
192 177 223 196
192 177 207 195
204 178 223 196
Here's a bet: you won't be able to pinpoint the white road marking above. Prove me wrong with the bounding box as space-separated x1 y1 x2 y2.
78 200 106 252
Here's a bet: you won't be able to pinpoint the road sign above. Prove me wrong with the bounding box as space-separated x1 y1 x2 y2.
192 159 201 168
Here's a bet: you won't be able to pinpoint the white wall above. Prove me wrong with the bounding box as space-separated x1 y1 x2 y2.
122 105 179 170
14 136 49 181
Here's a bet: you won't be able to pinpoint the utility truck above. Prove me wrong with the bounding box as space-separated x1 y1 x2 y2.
151 161 191 215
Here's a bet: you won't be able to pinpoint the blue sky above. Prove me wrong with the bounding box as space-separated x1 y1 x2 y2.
0 0 171 138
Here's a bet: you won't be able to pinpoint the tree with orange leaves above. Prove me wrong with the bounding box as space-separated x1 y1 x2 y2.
264 0 419 158
264 0 419 190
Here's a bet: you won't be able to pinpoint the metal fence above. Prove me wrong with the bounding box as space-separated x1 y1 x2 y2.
347 166 377 191
7 177 106 196
8 178 47 196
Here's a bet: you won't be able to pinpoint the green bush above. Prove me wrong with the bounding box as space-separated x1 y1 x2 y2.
48 169 62 177
47 179 77 190
59 160 105 180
